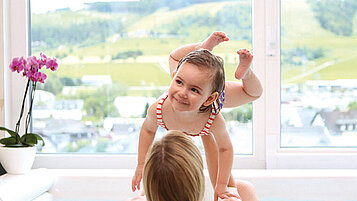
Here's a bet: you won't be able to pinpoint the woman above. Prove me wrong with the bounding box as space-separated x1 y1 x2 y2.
128 130 259 201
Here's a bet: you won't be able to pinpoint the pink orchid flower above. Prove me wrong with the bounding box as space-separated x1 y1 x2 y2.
26 56 40 72
9 57 26 73
26 70 37 82
9 54 58 84
39 52 47 69
38 72 47 83
46 58 58 71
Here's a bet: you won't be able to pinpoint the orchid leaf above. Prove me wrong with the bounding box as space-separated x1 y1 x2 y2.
20 134 38 147
0 126 19 138
0 136 17 145
27 133 45 146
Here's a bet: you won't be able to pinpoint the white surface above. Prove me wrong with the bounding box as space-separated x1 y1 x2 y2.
45 169 357 201
32 192 54 201
0 169 55 201
1 169 357 201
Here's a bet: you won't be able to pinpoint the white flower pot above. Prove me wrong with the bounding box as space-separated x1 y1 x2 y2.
0 146 36 174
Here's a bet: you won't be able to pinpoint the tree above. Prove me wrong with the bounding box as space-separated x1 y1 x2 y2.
309 0 357 36
37 74 63 95
142 102 150 118
348 101 357 111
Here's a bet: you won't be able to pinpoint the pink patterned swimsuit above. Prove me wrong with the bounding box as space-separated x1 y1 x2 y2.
156 92 216 137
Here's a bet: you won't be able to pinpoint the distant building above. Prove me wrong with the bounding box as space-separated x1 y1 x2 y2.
281 126 331 147
34 119 97 147
103 117 144 133
312 110 357 136
305 79 357 91
127 29 151 38
281 105 317 127
81 75 112 86
114 96 156 118
34 90 56 109
33 99 84 120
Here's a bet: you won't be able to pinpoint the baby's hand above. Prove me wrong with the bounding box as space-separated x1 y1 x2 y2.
214 184 241 201
201 31 229 51
221 187 242 201
131 164 144 192
235 48 253 80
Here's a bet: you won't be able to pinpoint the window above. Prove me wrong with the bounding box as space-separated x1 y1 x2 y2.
29 0 253 155
280 0 357 148
4 0 357 169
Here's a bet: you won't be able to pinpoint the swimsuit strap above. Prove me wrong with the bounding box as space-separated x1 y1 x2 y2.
156 92 168 130
156 92 216 136
199 111 216 136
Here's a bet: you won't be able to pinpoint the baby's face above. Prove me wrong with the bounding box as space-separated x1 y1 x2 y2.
168 62 214 112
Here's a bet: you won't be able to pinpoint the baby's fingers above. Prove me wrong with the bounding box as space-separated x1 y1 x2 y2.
237 49 246 55
136 177 141 191
131 177 136 192
219 194 229 200
131 177 141 192
226 193 241 199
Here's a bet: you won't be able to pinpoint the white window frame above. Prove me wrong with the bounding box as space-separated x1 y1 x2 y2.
0 0 5 129
2 0 357 169
264 0 357 169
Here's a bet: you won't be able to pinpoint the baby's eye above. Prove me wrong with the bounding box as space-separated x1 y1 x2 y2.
191 88 199 93
176 80 182 85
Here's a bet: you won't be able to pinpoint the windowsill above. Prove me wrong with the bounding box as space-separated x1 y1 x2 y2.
1 168 357 201
42 168 357 178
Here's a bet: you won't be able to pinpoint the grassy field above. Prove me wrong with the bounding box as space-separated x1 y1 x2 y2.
57 62 171 86
281 0 357 83
37 0 357 91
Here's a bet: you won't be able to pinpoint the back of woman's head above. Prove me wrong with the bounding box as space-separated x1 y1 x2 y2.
143 130 205 201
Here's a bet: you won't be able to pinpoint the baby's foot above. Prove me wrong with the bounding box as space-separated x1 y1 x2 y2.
201 31 229 51
235 49 253 79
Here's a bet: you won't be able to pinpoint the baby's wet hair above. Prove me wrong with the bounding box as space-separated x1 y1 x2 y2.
176 49 225 114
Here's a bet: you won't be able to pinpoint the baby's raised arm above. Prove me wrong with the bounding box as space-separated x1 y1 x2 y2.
169 31 229 77
132 101 159 192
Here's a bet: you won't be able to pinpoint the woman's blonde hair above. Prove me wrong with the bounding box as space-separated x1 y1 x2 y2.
143 130 205 201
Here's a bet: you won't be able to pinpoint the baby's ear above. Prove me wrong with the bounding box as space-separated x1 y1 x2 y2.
203 92 218 106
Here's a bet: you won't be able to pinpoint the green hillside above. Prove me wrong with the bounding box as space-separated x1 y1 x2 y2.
281 0 357 83
33 0 357 90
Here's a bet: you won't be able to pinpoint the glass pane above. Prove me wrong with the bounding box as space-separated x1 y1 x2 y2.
281 0 357 147
31 0 252 154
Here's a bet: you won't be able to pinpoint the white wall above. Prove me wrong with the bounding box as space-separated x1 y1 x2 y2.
1 0 28 134
0 0 5 130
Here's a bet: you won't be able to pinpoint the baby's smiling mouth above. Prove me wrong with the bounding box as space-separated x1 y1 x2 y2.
174 97 189 105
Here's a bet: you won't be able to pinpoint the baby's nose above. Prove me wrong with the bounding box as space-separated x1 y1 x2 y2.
178 90 188 98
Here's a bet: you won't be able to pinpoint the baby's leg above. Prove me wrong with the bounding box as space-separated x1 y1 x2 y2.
201 31 229 51
201 135 236 188
235 49 253 80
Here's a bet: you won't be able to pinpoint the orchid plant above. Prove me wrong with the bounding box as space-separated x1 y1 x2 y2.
0 53 58 147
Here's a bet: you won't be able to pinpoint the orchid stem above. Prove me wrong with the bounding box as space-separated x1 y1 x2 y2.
15 79 31 143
